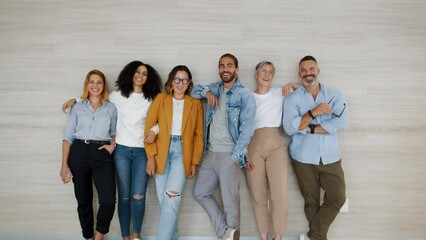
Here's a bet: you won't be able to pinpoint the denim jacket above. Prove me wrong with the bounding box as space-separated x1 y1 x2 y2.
191 79 256 167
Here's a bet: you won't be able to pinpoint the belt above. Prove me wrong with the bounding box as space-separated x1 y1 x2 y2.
76 139 111 145
170 135 182 140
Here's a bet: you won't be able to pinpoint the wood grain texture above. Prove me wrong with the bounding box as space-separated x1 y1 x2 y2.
0 0 425 238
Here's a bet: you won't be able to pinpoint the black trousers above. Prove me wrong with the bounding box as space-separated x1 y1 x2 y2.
68 141 116 239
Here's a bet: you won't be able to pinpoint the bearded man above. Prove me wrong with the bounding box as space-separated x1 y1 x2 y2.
283 55 348 240
191 53 256 240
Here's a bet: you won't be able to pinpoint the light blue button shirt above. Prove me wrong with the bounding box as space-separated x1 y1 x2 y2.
63 99 117 144
283 84 348 165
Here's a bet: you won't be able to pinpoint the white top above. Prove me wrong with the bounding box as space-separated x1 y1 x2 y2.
109 91 158 147
253 87 284 129
171 98 184 135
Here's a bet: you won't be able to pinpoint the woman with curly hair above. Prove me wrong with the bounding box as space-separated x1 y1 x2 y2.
62 61 162 240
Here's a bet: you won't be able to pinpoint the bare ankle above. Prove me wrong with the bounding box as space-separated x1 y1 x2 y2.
94 231 104 240
132 232 141 240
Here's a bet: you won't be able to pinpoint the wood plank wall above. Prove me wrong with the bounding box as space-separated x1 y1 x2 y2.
0 0 425 238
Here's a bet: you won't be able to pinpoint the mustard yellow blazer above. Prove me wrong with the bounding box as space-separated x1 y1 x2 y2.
144 93 204 177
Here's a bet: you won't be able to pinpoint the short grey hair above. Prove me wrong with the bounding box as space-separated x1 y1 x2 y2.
255 61 275 72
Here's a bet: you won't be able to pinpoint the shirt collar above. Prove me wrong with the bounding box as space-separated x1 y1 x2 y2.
219 78 241 94
83 98 107 103
301 83 325 94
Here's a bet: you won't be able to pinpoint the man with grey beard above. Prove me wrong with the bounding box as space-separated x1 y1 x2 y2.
283 55 348 240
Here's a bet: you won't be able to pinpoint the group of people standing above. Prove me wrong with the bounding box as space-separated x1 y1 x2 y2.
59 53 348 240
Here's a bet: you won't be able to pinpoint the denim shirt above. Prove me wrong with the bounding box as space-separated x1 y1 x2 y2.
191 79 256 167
283 84 348 165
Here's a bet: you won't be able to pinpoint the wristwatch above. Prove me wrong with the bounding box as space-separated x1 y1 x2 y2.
308 110 316 120
309 124 316 134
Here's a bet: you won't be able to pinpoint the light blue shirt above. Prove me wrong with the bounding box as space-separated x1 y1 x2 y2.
63 99 117 144
191 79 256 167
283 84 348 165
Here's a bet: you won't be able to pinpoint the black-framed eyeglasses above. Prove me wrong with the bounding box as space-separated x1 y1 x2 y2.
328 96 346 118
332 103 346 117
173 78 190 84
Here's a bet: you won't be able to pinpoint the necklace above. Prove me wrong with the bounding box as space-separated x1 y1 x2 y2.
173 98 184 106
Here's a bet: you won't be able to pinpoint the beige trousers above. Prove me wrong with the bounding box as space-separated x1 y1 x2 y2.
246 127 289 234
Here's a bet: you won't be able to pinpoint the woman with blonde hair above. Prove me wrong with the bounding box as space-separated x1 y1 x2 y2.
60 69 117 240
62 61 163 240
246 61 299 240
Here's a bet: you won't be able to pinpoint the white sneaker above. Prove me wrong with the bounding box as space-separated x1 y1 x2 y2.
222 228 240 240
299 233 306 240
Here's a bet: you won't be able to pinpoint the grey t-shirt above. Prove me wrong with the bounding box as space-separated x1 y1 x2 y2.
208 88 234 152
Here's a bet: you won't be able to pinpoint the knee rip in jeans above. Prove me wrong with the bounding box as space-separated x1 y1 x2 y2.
166 190 180 198
133 194 144 200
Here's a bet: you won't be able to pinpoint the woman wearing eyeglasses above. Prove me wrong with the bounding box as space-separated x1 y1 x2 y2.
144 65 204 240
245 61 299 240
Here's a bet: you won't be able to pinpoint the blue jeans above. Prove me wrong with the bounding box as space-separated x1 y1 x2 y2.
114 144 149 237
155 136 187 240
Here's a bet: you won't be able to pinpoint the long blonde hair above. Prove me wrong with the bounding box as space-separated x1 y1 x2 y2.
81 69 109 101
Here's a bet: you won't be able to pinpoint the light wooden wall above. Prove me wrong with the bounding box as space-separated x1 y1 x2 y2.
0 0 425 239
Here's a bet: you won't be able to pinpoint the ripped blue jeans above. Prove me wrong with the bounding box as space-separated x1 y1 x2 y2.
154 136 187 240
114 144 149 237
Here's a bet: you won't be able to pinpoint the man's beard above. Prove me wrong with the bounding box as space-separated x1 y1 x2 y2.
302 74 317 86
220 71 237 83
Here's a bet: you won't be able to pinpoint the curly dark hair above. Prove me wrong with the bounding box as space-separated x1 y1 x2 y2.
115 61 163 101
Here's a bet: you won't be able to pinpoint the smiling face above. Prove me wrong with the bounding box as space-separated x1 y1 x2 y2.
172 70 190 97
219 56 239 83
299 60 320 87
87 73 105 97
256 63 275 88
133 65 148 88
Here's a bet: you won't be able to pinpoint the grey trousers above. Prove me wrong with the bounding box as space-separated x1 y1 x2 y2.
193 150 241 238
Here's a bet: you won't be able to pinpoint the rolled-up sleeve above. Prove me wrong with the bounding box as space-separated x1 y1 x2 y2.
320 92 348 134
109 104 118 136
63 106 77 144
283 96 307 136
